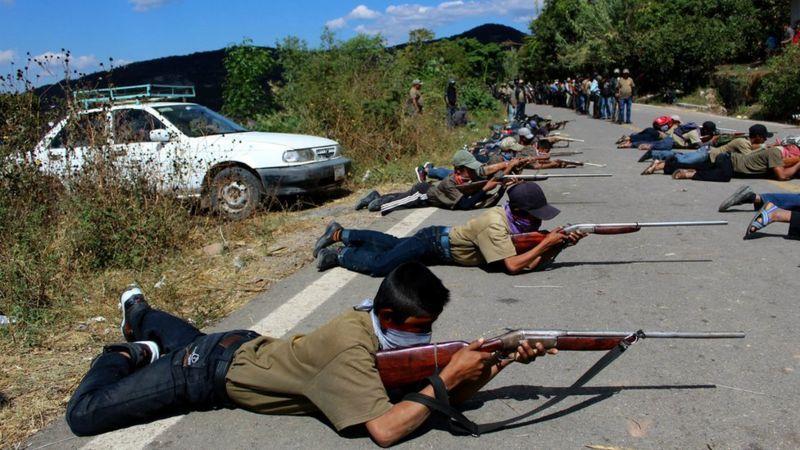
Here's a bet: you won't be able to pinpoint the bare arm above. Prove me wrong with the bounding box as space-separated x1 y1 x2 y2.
365 340 493 447
773 160 800 181
503 230 586 274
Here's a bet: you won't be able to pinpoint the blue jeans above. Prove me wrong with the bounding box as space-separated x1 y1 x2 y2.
66 306 258 436
618 97 632 123
600 97 611 119
508 105 516 123
427 166 453 181
652 145 710 164
339 226 452 277
760 193 800 211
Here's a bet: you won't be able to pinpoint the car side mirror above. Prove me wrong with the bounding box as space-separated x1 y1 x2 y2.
149 129 171 142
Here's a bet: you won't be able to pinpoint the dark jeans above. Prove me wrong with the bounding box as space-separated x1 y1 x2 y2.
66 306 258 436
664 152 733 182
339 226 452 277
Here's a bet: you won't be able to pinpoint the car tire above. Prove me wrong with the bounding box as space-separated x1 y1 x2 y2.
209 167 264 220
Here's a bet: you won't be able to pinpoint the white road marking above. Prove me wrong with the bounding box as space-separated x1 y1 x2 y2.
80 207 439 450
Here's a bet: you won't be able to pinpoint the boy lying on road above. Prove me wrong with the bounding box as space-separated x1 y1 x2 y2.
316 183 586 277
66 263 553 447
718 186 800 239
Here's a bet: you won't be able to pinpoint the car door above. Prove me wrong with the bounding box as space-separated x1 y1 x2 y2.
44 111 109 176
111 107 176 188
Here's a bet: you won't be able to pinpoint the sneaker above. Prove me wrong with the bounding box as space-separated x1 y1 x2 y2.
423 161 433 171
414 166 426 183
355 190 380 211
719 186 755 212
313 221 342 258
367 198 382 212
119 285 149 342
316 248 340 272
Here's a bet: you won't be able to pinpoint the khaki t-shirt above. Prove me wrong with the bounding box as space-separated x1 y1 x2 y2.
409 87 422 107
448 207 516 266
731 146 783 175
617 77 635 98
226 310 391 431
709 137 753 162
426 176 464 209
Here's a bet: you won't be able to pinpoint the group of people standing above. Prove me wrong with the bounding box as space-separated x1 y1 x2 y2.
530 69 636 125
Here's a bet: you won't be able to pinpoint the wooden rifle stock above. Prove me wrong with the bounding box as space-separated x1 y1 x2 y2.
510 225 641 253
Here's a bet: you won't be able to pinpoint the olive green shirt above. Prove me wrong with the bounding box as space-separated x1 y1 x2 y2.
617 77 635 98
668 127 702 148
731 146 784 175
448 207 516 266
426 176 464 209
226 310 392 431
709 137 753 163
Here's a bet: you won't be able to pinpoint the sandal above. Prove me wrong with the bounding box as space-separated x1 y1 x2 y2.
641 161 659 175
744 202 778 239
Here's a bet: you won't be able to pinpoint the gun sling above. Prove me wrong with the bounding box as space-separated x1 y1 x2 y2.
402 334 635 436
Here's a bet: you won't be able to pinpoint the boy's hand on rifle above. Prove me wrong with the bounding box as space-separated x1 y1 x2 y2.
542 227 569 247
503 341 558 367
565 230 588 246
439 339 494 389
482 178 501 191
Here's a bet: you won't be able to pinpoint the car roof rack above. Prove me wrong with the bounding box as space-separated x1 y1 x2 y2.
74 84 196 109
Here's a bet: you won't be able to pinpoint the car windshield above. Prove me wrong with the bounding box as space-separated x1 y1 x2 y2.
154 104 248 137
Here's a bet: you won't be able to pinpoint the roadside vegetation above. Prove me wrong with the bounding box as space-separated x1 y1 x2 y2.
0 31 508 445
521 0 799 121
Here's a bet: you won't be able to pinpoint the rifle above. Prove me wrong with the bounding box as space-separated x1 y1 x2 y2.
548 151 583 157
510 220 727 253
555 159 607 168
542 135 585 143
377 329 744 389
455 173 613 194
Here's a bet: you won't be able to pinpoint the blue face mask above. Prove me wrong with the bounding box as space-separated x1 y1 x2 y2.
355 299 432 350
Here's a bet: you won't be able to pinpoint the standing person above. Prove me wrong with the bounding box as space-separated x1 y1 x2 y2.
444 79 458 127
616 69 635 124
408 79 424 115
507 81 518 123
514 79 527 122
581 77 591 114
601 75 613 120
589 75 602 119
610 69 620 122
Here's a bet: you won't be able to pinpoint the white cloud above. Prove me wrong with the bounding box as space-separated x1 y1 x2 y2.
349 5 380 19
325 0 537 43
326 17 347 30
0 49 15 64
129 0 172 12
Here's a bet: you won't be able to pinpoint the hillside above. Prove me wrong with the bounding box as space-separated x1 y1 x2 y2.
37 23 527 110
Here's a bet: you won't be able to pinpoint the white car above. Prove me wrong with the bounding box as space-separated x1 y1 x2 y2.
33 98 351 219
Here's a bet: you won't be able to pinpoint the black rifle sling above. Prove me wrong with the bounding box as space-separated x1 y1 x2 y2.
402 339 633 436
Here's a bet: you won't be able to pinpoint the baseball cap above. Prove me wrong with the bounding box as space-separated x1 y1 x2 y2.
622 68 630 74
748 124 774 138
614 68 620 74
670 114 682 123
452 149 482 170
507 183 560 220
412 79 422 85
701 121 718 135
518 127 534 139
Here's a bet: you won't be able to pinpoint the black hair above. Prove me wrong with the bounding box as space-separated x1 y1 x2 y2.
538 139 553 150
372 262 450 323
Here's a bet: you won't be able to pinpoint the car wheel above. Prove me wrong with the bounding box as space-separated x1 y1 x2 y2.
209 167 263 220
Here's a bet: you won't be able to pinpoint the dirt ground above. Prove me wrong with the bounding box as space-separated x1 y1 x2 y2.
0 185 398 447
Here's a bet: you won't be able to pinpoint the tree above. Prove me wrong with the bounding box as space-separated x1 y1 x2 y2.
222 38 274 121
408 28 435 44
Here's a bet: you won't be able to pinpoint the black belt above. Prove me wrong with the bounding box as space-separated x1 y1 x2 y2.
213 330 259 406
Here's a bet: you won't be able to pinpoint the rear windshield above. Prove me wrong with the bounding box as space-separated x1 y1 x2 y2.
154 105 247 137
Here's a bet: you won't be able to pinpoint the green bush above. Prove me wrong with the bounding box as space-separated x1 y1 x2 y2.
759 46 800 120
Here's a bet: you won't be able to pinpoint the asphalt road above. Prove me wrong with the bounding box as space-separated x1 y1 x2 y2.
27 103 800 450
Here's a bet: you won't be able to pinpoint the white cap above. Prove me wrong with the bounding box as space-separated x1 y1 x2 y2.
518 127 534 139
670 114 682 122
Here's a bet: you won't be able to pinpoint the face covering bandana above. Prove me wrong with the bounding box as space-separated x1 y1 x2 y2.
504 204 541 234
354 299 432 350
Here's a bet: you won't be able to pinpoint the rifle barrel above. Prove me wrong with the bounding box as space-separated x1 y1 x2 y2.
635 221 728 227
506 173 613 179
561 331 745 339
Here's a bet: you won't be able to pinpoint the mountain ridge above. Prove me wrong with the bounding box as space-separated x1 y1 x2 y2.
38 23 528 110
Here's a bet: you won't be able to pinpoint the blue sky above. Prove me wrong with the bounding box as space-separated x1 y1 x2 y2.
0 0 536 86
